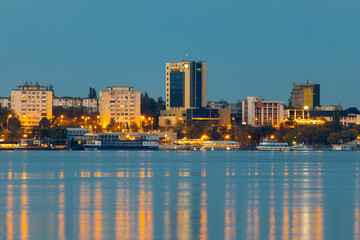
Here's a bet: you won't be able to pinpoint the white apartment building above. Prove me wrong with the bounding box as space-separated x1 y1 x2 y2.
0 97 11 108
53 97 82 108
99 87 141 129
242 96 284 127
11 82 53 127
53 97 99 113
81 98 99 113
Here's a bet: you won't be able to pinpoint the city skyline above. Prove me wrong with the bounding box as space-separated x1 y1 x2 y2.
1 0 360 108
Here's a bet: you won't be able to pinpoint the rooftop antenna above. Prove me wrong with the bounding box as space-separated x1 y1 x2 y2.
199 56 202 61
186 53 189 60
292 79 295 85
306 79 309 84
181 56 184 61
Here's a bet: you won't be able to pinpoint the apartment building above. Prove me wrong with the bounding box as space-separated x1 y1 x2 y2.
99 86 141 129
11 82 53 126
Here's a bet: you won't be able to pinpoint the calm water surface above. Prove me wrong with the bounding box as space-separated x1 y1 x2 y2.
0 151 360 240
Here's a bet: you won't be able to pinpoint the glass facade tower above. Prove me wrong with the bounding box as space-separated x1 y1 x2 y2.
166 60 206 110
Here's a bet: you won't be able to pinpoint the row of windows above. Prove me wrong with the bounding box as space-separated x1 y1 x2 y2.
110 113 136 116
21 108 47 112
21 91 47 95
109 100 135 104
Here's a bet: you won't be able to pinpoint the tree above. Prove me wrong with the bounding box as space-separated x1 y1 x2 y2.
327 132 341 144
174 120 186 139
331 112 341 132
106 119 117 132
185 123 203 139
88 87 97 99
130 122 139 132
49 126 67 139
4 117 22 141
39 117 51 129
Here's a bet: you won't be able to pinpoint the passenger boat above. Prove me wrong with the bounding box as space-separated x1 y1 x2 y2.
83 132 159 150
200 141 240 151
257 138 290 151
290 142 314 151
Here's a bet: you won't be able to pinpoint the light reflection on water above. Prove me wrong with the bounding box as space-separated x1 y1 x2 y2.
0 151 360 239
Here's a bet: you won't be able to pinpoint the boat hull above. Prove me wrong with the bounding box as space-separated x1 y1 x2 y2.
256 146 290 151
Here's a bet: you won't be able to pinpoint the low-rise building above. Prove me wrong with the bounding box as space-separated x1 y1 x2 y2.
53 97 99 113
0 97 11 108
242 96 284 127
309 108 360 127
159 108 231 127
314 105 342 111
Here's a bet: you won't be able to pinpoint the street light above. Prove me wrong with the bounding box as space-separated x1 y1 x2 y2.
60 115 64 125
140 116 145 132
82 116 90 129
7 114 12 131
148 117 154 131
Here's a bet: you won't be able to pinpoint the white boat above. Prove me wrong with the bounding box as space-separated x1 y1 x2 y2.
257 139 290 151
331 144 353 151
201 141 240 151
290 142 314 151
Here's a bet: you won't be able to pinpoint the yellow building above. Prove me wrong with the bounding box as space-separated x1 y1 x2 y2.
11 82 53 127
166 59 207 110
99 86 141 129
291 80 320 110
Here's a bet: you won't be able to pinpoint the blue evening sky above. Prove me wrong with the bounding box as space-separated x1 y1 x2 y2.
1 0 359 108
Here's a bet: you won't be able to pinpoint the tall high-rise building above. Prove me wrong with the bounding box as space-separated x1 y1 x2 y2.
11 81 53 127
291 80 320 110
99 86 141 129
165 59 207 110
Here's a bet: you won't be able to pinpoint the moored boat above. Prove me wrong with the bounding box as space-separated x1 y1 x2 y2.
257 138 290 151
83 132 159 150
290 142 314 151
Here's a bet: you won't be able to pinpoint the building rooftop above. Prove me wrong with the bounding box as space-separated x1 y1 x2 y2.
106 86 135 91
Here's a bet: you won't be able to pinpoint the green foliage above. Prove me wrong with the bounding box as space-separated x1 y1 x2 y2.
49 126 67 139
88 87 97 99
141 92 165 129
206 125 221 140
130 122 139 132
185 123 203 139
4 117 22 141
327 132 341 144
174 120 186 139
331 112 341 132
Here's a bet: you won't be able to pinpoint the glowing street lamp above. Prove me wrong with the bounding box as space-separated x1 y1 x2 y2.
82 116 90 129
7 114 12 131
60 115 64 125
140 116 145 132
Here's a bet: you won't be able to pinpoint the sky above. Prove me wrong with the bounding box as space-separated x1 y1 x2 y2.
1 0 359 108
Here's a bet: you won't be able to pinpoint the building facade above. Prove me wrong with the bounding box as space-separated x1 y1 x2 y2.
53 97 99 113
11 82 53 126
166 59 207 110
291 80 320 110
159 108 231 127
99 86 141 129
314 105 342 111
0 97 11 108
242 96 284 127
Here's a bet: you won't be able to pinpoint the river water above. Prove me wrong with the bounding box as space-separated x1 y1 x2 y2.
0 151 360 240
